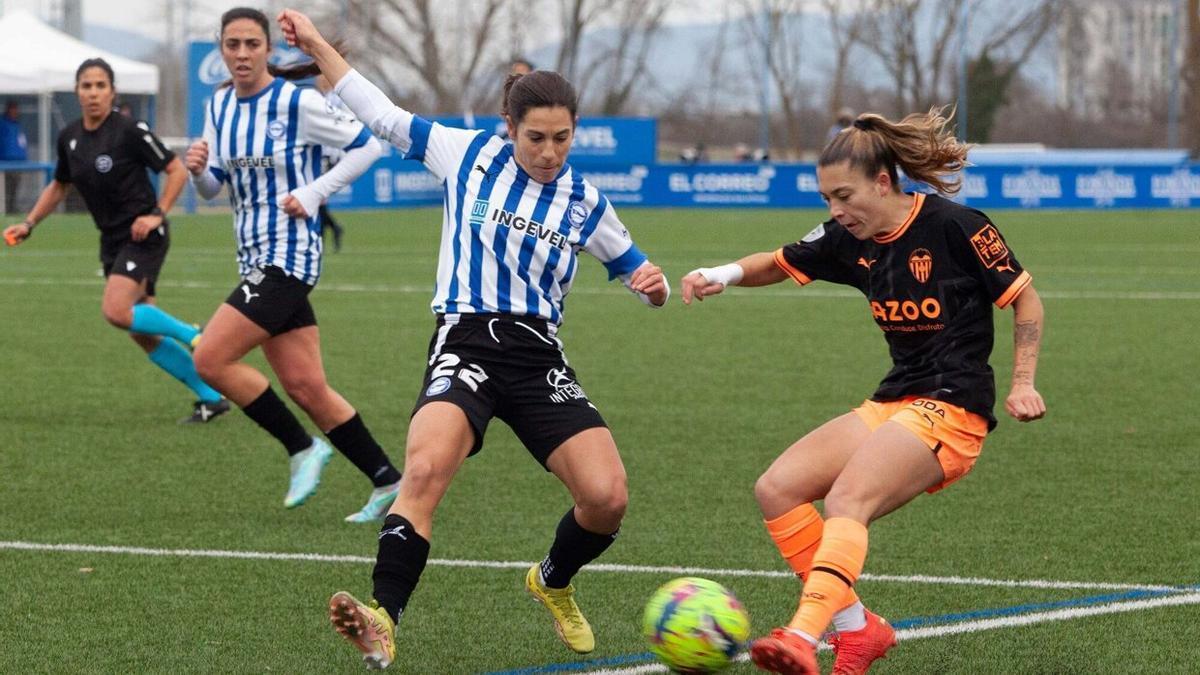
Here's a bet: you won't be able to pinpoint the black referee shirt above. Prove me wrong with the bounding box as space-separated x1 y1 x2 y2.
54 112 175 239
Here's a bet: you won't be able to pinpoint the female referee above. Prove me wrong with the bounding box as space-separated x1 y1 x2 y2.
4 58 229 424
681 109 1046 675
278 8 669 669
186 8 401 523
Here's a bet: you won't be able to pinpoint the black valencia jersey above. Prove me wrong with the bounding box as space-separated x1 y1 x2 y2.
54 113 175 239
775 193 1031 429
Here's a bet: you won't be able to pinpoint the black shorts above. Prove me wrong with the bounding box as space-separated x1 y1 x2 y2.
412 313 608 468
100 224 169 297
225 266 317 336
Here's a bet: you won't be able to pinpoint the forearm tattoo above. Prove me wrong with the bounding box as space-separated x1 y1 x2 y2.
1013 319 1041 385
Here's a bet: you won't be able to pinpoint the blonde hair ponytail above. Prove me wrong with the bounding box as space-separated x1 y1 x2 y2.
820 107 971 195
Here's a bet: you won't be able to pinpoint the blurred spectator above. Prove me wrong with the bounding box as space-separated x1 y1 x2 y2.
752 147 770 163
1 100 29 214
509 58 535 76
680 142 709 164
825 107 855 144
734 143 753 162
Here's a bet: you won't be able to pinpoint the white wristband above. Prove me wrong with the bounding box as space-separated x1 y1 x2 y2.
691 263 744 287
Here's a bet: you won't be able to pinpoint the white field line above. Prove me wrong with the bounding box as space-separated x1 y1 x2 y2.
0 275 1198 301
580 593 1200 675
0 541 1187 594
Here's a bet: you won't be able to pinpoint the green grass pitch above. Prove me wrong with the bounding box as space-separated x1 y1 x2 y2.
1 207 1197 673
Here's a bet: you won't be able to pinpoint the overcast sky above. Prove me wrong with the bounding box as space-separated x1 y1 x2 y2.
3 0 760 46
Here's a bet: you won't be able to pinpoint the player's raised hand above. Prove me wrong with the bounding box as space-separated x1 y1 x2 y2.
4 223 31 246
277 9 325 54
1005 383 1046 422
629 261 668 306
185 140 208 176
680 270 726 305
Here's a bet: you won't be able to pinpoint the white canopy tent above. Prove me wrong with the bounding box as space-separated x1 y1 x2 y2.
0 10 159 162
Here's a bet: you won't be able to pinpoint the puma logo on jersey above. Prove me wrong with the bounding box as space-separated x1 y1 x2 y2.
857 257 877 270
241 284 260 304
474 164 499 182
995 258 1016 274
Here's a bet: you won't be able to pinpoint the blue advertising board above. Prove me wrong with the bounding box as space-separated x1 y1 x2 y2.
190 42 1197 210
328 161 1200 211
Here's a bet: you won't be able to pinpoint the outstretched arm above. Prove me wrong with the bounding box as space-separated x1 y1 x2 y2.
4 180 69 245
680 251 787 305
1006 285 1046 422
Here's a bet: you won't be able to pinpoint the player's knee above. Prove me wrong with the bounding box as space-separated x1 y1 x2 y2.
192 348 222 383
577 476 628 525
754 466 794 510
280 373 328 410
396 454 446 496
100 302 132 329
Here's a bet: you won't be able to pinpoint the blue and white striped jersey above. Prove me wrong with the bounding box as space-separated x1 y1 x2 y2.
336 71 649 324
202 77 372 284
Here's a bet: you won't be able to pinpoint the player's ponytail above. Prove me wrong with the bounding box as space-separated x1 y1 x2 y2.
820 107 971 195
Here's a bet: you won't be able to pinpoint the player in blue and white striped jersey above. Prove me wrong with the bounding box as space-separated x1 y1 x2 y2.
186 8 401 525
279 9 669 668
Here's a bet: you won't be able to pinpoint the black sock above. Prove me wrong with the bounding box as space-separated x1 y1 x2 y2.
373 514 430 623
325 413 402 487
539 508 618 589
241 387 312 456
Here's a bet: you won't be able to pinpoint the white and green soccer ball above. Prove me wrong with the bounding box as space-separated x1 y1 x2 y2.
642 577 750 673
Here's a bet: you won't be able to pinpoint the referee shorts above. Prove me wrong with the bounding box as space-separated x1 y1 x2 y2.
854 396 989 493
100 225 169 297
412 313 608 468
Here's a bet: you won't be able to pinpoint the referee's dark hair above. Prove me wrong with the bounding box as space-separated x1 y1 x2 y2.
220 7 343 82
501 71 578 126
75 58 115 87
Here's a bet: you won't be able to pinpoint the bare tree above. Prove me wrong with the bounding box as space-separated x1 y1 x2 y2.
342 0 511 113
738 0 809 159
556 0 607 83
858 0 1061 114
584 0 672 115
1186 0 1200 155
819 0 868 116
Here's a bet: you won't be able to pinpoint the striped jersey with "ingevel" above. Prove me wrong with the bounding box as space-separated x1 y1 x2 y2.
202 77 372 284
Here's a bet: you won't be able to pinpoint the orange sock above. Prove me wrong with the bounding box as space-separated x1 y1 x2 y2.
764 504 860 608
787 517 868 637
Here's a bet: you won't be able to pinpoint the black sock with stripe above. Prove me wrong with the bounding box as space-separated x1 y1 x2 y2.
325 413 401 487
539 508 618 589
241 386 311 456
373 514 429 623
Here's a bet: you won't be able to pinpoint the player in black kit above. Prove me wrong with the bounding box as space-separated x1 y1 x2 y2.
681 108 1045 675
4 58 229 424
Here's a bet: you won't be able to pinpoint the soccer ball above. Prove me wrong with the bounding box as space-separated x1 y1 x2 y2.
642 577 750 673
